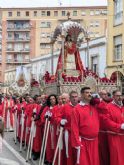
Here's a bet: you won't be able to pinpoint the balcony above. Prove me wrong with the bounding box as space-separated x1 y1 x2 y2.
7 37 30 42
7 25 31 31
6 59 30 64
6 48 30 53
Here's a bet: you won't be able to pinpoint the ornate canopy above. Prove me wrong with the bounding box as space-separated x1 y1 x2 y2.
53 20 86 42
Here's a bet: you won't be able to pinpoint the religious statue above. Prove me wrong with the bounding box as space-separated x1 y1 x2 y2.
64 34 77 70
56 34 84 76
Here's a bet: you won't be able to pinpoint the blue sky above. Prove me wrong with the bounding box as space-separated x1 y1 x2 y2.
0 0 107 8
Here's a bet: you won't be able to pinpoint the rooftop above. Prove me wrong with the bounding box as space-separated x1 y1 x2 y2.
0 0 107 8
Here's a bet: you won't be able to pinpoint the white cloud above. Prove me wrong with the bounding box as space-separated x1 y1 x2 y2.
0 0 107 8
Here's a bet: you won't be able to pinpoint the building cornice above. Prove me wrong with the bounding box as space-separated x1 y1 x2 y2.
0 6 107 11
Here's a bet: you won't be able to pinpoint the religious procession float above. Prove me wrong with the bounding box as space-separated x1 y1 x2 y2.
39 18 120 95
8 18 120 96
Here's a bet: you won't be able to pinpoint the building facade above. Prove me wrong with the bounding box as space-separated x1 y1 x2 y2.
107 0 124 93
4 36 107 93
0 6 107 82
0 11 2 81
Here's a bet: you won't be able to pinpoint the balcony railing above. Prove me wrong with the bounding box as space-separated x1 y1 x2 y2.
6 48 30 52
7 25 31 31
6 59 30 63
7 37 30 42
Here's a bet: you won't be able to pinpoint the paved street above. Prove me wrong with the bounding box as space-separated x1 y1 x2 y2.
0 132 39 165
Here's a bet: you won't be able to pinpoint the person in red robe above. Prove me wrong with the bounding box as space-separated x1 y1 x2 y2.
24 97 35 145
103 90 124 165
31 96 42 160
0 98 4 117
98 90 112 165
40 94 58 165
5 95 14 131
71 87 100 165
59 91 79 165
51 93 70 165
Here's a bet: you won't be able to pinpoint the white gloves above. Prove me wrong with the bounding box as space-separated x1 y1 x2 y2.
121 123 124 130
14 105 17 110
75 146 80 149
60 119 67 125
33 108 37 113
45 111 52 118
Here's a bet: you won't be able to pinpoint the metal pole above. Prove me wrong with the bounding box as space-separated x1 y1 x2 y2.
86 38 90 69
61 36 65 72
51 42 54 75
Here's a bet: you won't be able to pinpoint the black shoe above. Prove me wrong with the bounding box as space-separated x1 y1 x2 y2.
44 160 49 164
47 163 52 165
32 152 40 161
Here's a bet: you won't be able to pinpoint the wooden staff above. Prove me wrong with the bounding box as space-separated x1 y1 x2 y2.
2 99 6 129
29 122 36 160
24 118 28 150
19 112 25 152
52 126 64 165
39 117 48 165
14 109 17 144
41 120 51 165
6 110 10 132
26 120 34 162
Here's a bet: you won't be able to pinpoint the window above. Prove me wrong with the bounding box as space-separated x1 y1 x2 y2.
25 55 30 61
8 33 13 40
46 33 51 38
14 54 17 61
7 54 12 61
54 11 58 16
26 11 29 16
41 33 46 38
41 22 51 28
95 21 100 27
114 0 123 25
17 11 20 16
73 11 77 16
34 11 37 16
14 43 23 51
81 11 86 16
25 43 30 50
7 44 13 50
91 56 98 73
17 54 23 62
8 12 12 17
40 43 50 49
62 11 66 16
41 11 46 16
47 11 50 16
90 10 94 15
101 10 107 15
114 35 122 61
90 21 94 27
95 10 100 15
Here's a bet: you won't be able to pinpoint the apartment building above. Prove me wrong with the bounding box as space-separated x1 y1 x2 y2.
107 0 124 93
0 11 2 81
0 6 107 82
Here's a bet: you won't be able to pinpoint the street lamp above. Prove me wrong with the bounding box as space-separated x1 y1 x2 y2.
50 33 55 75
84 28 90 69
